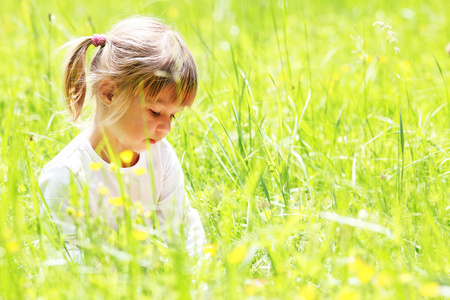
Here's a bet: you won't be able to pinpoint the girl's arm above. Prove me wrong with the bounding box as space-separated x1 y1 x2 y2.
157 143 206 257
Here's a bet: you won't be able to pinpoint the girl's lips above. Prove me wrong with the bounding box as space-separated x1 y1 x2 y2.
149 139 157 144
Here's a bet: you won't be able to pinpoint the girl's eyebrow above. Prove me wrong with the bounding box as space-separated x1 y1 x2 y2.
147 100 184 113
155 98 168 104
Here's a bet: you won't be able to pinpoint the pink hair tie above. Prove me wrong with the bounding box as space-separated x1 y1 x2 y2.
92 34 106 47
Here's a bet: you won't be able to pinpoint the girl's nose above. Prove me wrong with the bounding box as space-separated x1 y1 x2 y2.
157 118 172 134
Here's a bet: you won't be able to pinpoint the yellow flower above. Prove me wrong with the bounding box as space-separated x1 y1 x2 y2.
6 241 19 253
419 282 440 297
297 285 316 300
67 207 84 218
73 210 85 218
66 206 75 215
1 229 11 239
357 266 375 283
167 7 179 18
227 245 248 264
359 53 372 62
374 271 393 287
89 162 102 171
108 196 124 207
341 65 350 73
399 273 412 283
262 208 271 220
336 288 359 300
99 186 110 196
378 55 387 63
120 150 134 164
132 229 148 241
110 162 118 171
401 60 411 71
332 73 340 82
349 257 375 284
204 244 217 257
134 201 144 214
18 184 27 193
143 210 152 218
68 198 82 207
133 167 146 176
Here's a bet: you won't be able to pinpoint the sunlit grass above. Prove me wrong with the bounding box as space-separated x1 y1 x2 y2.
1 0 450 298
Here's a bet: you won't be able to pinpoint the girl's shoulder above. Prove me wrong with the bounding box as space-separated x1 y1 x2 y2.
156 138 176 153
152 138 180 164
41 133 86 171
39 132 88 189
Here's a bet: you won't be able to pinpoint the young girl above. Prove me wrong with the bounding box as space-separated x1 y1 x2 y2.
39 16 205 258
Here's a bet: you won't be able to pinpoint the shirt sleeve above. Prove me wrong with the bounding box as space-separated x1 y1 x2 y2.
157 143 206 257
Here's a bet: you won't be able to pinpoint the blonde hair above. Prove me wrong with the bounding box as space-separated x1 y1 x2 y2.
63 16 198 124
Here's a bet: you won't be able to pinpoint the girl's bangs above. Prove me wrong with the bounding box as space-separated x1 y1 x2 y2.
142 74 196 107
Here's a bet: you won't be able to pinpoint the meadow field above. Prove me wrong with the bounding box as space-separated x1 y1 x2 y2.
1 0 450 298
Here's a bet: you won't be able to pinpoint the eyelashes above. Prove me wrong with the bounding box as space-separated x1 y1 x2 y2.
149 109 176 119
149 109 160 116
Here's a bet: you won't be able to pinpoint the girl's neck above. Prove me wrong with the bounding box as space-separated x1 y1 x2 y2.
86 122 139 167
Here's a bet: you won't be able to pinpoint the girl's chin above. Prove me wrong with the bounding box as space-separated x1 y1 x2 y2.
136 139 156 150
128 143 150 154
132 139 158 152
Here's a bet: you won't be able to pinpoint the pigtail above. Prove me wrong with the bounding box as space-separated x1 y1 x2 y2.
62 37 93 122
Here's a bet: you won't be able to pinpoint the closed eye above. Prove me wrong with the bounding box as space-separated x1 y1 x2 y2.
149 110 160 116
149 109 177 120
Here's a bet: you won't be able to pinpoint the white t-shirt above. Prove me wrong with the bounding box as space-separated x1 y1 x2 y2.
39 129 206 257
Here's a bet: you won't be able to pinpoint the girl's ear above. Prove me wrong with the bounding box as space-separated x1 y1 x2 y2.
98 79 117 106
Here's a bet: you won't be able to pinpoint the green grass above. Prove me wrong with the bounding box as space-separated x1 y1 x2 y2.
1 0 450 298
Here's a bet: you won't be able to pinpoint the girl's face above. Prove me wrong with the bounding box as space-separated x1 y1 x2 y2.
105 86 184 153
